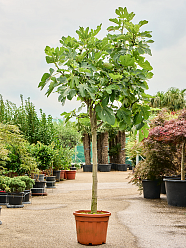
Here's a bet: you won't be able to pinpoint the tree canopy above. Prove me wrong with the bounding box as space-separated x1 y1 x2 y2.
39 7 154 213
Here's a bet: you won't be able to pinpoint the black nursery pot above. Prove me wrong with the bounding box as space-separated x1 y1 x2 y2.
23 190 31 203
0 192 8 205
7 192 24 207
142 179 161 199
53 170 61 182
164 179 186 207
98 164 111 172
116 164 128 171
83 164 92 172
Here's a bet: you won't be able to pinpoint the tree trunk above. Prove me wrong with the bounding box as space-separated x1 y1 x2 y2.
118 131 126 164
89 107 97 213
114 134 119 163
97 133 102 164
102 132 109 164
83 133 91 165
109 139 114 163
181 140 186 180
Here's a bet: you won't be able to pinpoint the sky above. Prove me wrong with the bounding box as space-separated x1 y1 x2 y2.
0 0 186 119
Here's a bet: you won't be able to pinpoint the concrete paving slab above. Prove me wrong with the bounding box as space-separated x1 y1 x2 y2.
1 170 186 248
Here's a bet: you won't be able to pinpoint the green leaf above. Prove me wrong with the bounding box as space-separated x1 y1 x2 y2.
137 60 153 71
146 72 153 79
46 56 55 64
140 105 150 120
95 52 102 61
79 68 91 73
117 108 132 125
39 73 51 89
109 18 120 24
119 54 135 67
67 89 77 100
95 105 115 125
109 73 123 80
138 20 148 27
102 96 109 107
77 84 86 97
134 112 143 125
146 40 154 43
45 46 54 56
105 84 118 94
70 76 79 88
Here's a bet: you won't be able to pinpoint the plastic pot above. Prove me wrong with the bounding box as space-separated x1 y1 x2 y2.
73 210 111 245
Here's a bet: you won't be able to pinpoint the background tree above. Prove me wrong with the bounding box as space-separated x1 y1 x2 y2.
150 87 186 112
149 110 186 180
39 7 153 213
0 123 38 176
53 120 81 149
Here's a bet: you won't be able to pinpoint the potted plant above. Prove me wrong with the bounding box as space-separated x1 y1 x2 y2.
18 176 35 204
30 142 55 189
129 112 178 199
0 176 11 205
149 109 186 206
7 177 26 208
39 7 153 245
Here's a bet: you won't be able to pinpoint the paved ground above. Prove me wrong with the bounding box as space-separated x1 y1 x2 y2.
0 169 186 248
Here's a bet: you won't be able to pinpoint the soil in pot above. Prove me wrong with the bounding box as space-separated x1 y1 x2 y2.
142 179 162 199
73 210 111 245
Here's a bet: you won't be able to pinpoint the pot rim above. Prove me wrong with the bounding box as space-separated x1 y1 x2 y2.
73 210 111 217
164 179 186 182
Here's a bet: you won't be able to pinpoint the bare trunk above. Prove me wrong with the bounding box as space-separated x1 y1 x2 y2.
118 131 126 164
115 134 119 163
83 133 91 165
181 140 186 180
97 134 102 164
109 139 114 163
102 132 109 164
90 107 97 213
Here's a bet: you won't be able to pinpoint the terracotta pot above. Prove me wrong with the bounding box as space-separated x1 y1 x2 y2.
60 170 65 180
66 170 76 180
64 170 67 179
73 210 111 245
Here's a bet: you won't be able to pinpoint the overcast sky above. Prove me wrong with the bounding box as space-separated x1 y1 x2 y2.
0 0 186 119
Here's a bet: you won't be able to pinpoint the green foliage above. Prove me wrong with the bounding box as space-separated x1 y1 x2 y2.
17 176 35 190
9 177 26 193
53 120 81 149
108 143 121 156
39 6 154 213
129 111 180 190
39 7 153 130
29 142 55 171
149 87 186 112
0 123 38 175
53 146 74 170
0 176 11 192
0 94 56 145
